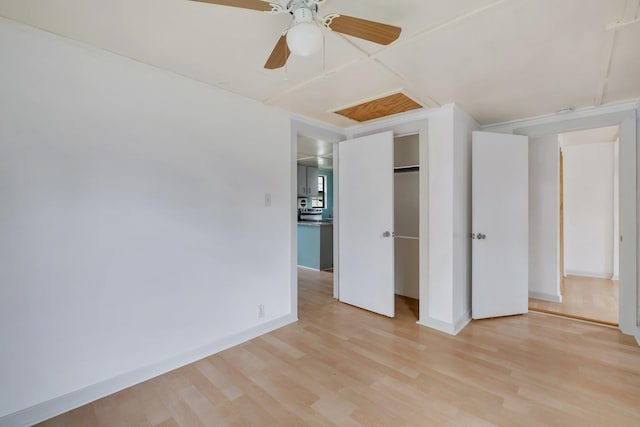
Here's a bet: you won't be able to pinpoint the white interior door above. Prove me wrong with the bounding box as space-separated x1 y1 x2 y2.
472 131 529 319
338 131 394 317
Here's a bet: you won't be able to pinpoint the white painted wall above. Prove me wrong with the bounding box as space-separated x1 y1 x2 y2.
613 139 619 280
452 107 479 326
424 108 455 326
528 135 561 301
0 18 293 421
562 142 615 278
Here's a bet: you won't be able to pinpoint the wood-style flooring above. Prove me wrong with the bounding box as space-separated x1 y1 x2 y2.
40 268 640 426
528 275 618 326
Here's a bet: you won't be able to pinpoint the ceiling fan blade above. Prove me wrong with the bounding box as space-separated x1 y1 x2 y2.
264 34 291 69
189 0 273 12
325 15 401 45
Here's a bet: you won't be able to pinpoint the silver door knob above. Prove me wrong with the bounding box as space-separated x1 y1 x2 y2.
477 233 486 240
382 231 392 238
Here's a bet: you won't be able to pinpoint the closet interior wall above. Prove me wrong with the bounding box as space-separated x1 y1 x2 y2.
394 134 420 299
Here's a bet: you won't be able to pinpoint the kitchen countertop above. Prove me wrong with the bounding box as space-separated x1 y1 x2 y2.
298 220 333 226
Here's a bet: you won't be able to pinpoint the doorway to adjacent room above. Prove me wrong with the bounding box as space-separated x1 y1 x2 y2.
528 125 620 326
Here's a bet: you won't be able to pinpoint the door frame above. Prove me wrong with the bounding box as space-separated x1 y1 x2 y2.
559 147 565 289
484 103 638 337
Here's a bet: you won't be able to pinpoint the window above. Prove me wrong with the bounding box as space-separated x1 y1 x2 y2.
311 175 325 208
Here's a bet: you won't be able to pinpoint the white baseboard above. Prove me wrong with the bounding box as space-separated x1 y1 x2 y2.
565 270 613 279
297 265 320 271
636 332 640 347
529 291 562 303
453 311 472 334
417 311 471 336
0 314 297 427
611 274 619 280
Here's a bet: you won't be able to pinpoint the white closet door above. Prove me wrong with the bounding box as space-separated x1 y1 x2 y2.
338 131 395 317
472 131 529 319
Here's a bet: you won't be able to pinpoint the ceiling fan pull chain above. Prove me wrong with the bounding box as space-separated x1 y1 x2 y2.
322 32 326 73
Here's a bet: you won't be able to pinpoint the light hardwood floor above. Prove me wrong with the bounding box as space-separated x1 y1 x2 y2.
40 269 640 426
528 275 618 326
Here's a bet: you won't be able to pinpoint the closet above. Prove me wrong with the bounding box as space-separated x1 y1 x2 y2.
394 134 419 300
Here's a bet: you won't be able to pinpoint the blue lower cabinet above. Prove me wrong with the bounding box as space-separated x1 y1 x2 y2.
297 224 333 270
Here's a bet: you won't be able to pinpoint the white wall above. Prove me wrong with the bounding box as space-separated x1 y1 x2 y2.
424 108 455 325
0 18 293 422
528 135 561 301
452 107 479 326
613 139 619 280
562 142 615 278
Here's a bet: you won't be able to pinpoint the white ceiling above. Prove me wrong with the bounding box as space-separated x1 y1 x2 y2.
297 135 334 169
559 125 619 146
0 0 638 127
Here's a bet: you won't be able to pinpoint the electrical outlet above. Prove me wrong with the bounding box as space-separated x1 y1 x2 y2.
264 193 271 207
257 304 265 319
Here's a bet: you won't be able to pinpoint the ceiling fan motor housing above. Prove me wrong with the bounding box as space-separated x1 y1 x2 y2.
287 0 319 18
292 7 314 23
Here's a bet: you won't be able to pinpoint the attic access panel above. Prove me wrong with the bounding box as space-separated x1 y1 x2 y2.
334 93 422 122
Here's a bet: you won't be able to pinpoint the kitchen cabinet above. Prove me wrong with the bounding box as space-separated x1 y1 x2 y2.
297 165 319 197
298 223 333 270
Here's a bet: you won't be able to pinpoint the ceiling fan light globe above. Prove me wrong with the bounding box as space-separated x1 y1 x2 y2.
286 22 323 57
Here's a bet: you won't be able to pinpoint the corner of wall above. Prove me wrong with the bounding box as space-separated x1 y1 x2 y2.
417 311 471 336
0 314 297 427
452 104 481 130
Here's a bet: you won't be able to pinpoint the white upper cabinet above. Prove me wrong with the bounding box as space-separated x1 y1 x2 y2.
297 165 319 197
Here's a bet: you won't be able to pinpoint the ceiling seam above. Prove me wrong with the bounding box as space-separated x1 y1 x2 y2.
367 0 508 61
595 32 617 106
263 0 508 104
598 0 640 105
372 59 443 108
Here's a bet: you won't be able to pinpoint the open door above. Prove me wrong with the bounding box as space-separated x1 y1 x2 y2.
472 131 529 319
338 131 395 317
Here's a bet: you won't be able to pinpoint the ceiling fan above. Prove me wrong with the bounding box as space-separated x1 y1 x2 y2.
190 0 402 69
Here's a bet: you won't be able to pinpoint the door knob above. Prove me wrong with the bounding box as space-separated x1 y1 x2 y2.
477 233 486 240
383 231 392 238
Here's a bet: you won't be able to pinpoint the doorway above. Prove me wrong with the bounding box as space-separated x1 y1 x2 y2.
290 120 345 322
296 134 335 273
528 126 620 326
